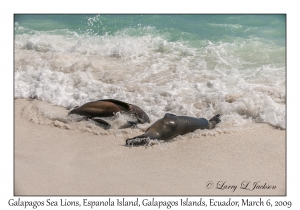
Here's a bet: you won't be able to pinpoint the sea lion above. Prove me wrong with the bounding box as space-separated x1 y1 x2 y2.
126 113 221 146
69 99 150 128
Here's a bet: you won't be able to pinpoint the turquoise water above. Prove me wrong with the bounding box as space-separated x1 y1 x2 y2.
14 14 286 130
14 14 285 45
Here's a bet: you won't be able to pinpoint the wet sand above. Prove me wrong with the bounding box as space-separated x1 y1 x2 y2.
14 99 285 196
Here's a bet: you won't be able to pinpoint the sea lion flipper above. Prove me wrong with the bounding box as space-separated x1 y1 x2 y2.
92 118 111 129
125 135 149 146
209 114 221 124
127 121 138 126
208 114 221 129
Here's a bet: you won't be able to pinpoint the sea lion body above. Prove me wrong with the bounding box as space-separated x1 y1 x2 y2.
69 101 124 118
144 114 210 140
126 113 221 146
69 99 150 128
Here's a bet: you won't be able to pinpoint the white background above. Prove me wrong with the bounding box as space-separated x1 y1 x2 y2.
1 1 298 209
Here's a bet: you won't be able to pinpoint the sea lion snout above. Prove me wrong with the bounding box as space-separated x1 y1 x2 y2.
68 106 79 115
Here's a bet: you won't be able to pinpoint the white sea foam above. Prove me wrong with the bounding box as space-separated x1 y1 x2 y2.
14 28 286 131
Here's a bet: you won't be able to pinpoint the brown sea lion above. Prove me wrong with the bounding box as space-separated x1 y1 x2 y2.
69 99 150 128
126 113 221 146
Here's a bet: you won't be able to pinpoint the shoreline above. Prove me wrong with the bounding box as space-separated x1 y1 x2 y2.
14 99 286 196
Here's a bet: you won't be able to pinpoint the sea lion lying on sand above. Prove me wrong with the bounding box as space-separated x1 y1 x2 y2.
126 113 221 146
69 99 150 129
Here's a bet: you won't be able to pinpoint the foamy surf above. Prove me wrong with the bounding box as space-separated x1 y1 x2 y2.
14 15 286 136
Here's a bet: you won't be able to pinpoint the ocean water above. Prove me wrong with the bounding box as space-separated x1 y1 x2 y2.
14 14 286 134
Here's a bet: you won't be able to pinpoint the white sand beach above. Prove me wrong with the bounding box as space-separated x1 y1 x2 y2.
14 99 285 196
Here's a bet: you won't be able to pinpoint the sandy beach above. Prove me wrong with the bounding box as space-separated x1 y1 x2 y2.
14 98 286 196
